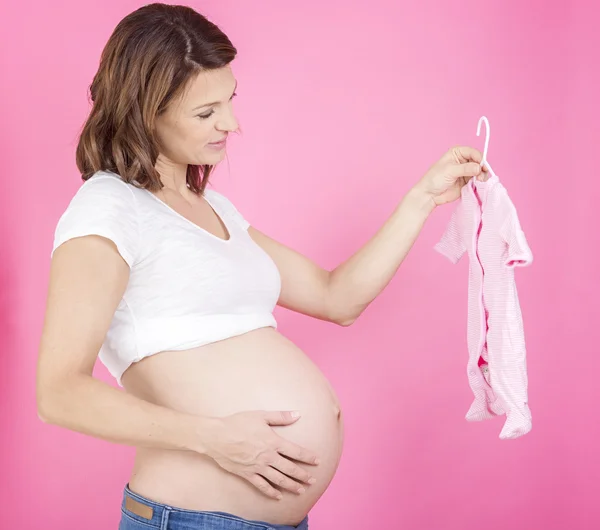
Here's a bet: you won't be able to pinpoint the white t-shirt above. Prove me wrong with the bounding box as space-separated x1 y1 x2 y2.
51 171 281 386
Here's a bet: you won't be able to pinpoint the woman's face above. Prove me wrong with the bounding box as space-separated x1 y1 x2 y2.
154 65 239 168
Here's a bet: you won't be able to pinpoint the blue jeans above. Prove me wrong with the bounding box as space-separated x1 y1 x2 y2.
119 484 310 530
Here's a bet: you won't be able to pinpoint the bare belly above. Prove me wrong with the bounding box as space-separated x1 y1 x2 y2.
120 327 344 526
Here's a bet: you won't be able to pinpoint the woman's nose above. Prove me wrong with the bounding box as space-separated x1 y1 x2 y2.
216 106 239 133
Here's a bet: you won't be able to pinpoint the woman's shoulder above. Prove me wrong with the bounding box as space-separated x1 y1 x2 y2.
52 170 141 267
79 170 136 195
63 170 141 211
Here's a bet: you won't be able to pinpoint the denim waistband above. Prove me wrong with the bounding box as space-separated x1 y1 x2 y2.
121 484 309 530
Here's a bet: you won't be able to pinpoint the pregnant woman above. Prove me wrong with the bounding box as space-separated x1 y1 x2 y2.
36 4 488 530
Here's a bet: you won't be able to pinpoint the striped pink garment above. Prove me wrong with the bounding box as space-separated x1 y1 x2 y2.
435 172 533 439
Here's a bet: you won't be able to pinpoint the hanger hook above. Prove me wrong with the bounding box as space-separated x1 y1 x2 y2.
477 115 490 164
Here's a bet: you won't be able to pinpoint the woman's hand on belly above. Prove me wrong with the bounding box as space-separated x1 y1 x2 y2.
200 409 321 500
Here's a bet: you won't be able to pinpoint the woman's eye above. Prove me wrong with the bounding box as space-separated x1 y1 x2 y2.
197 94 236 119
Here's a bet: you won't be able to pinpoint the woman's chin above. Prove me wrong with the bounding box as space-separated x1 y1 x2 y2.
197 149 226 165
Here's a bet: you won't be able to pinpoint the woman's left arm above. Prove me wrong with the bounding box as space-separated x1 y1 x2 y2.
250 146 488 326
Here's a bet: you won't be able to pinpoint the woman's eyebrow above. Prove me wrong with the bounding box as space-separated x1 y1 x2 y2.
192 80 238 111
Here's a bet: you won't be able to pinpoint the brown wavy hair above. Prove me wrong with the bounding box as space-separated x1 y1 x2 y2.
75 3 237 195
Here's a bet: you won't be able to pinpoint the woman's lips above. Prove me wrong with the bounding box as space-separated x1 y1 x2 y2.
208 138 227 149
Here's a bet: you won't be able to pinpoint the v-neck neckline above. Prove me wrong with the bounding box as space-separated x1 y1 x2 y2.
143 188 232 243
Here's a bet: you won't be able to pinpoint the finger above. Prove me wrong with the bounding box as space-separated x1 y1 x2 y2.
278 440 320 466
245 473 283 500
272 455 316 485
261 466 306 494
449 162 483 179
263 411 301 426
450 146 484 165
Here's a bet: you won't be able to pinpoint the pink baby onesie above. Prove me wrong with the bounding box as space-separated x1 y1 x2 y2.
435 172 533 439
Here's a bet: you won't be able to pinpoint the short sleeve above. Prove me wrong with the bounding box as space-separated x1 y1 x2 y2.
204 189 250 230
434 204 466 264
51 175 140 267
501 211 533 268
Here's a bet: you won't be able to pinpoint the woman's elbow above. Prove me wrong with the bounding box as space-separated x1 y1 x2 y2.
36 378 62 424
36 373 80 425
36 386 56 424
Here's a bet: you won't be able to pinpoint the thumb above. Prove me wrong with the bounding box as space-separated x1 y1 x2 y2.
262 410 301 426
450 162 482 180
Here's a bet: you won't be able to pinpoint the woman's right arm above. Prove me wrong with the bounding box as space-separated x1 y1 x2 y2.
37 234 212 452
37 234 319 499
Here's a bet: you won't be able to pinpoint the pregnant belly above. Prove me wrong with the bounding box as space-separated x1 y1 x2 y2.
120 327 344 526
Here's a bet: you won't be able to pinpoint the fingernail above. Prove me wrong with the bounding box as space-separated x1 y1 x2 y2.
315 458 321 465
291 411 300 418
276 494 283 500
309 478 317 484
298 487 306 494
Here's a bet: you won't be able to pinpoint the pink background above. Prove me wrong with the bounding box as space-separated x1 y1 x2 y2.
1 1 598 528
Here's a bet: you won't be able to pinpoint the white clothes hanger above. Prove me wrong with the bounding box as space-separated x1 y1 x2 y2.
476 115 497 178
